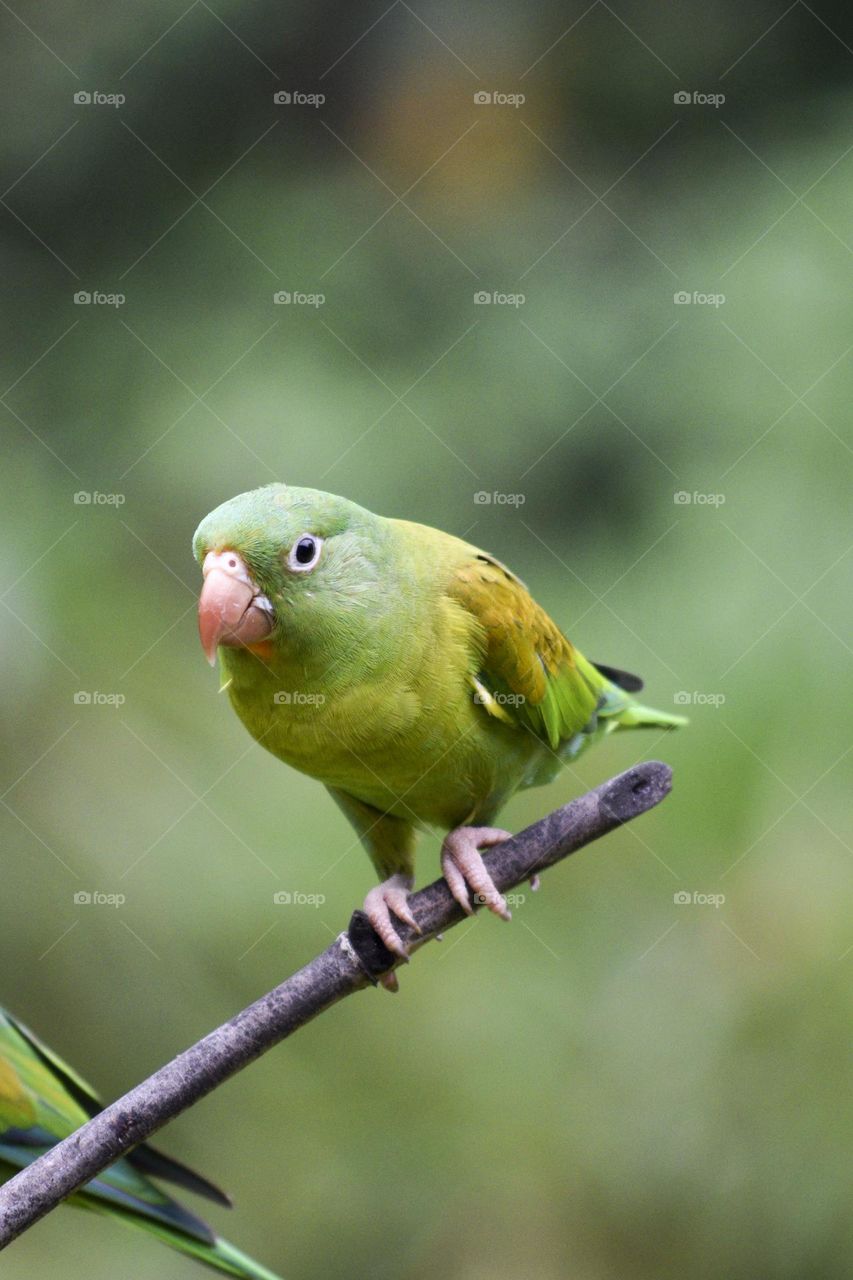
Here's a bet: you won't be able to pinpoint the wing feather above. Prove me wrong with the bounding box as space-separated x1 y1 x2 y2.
447 551 603 749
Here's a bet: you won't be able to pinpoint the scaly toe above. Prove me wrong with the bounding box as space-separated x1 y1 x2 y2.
386 887 421 934
440 850 475 915
441 826 513 921
363 874 415 961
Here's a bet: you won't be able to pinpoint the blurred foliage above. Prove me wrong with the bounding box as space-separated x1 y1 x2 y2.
1 1 851 1277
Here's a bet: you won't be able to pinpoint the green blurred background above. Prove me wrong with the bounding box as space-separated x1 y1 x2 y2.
1 2 851 1277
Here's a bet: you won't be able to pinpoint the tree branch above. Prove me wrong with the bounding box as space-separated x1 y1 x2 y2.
0 760 672 1248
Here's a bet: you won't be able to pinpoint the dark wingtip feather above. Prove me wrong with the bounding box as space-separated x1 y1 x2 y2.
593 662 644 693
128 1144 234 1208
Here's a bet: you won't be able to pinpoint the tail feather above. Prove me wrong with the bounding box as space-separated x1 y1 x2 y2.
87 1201 285 1279
593 673 688 732
614 700 688 729
575 653 687 732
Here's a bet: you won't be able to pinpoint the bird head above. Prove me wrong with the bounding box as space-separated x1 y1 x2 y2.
192 484 388 667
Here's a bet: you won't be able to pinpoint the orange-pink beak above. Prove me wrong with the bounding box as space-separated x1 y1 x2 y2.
198 550 274 666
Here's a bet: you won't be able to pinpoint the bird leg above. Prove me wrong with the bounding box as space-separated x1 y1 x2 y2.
361 828 512 992
441 826 513 920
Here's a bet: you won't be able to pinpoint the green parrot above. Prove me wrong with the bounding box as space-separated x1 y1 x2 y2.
194 485 684 970
0 1007 282 1278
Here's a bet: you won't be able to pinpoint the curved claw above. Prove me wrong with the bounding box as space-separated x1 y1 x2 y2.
440 849 475 916
363 873 418 962
441 826 513 920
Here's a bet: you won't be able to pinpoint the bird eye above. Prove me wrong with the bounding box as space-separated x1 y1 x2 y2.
287 534 323 572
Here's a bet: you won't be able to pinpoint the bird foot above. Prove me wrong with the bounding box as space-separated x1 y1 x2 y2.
363 873 420 966
441 826 513 920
